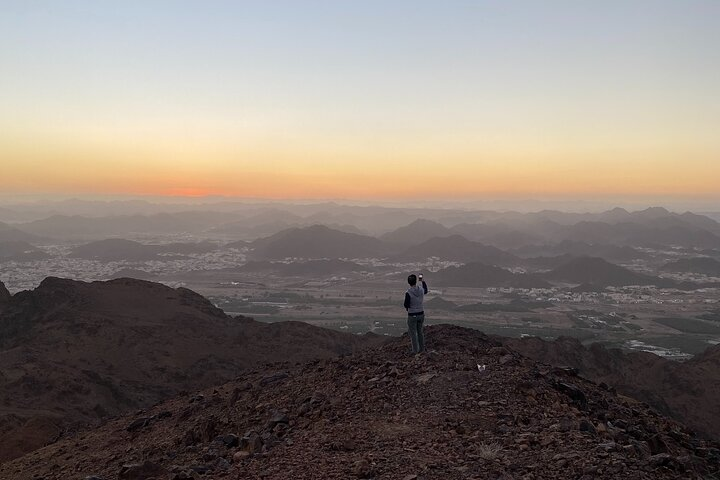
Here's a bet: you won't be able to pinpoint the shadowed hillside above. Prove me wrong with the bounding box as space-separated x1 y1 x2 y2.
391 234 520 266
0 278 382 462
543 256 673 288
250 225 393 259
380 219 454 245
0 222 38 243
661 257 720 276
433 263 551 288
506 336 720 442
0 241 49 262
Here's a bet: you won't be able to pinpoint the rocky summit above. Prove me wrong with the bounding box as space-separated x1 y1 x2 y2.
2 325 718 480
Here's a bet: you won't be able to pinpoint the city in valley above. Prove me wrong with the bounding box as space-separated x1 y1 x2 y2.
3 201 719 360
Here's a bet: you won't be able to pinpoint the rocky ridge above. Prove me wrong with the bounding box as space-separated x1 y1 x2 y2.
0 277 381 462
2 325 718 479
506 336 720 441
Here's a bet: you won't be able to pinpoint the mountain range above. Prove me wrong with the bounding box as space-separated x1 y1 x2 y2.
2 204 718 248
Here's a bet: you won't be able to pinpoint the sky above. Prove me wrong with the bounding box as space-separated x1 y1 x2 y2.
1 1 719 203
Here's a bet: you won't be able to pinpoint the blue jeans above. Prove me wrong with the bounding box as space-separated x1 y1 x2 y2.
407 314 425 353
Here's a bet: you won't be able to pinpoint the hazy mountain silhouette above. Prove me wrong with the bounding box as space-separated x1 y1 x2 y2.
551 221 720 249
0 207 22 222
212 220 300 238
423 296 458 310
518 207 720 234
676 211 720 233
0 222 38 243
0 241 49 262
209 209 305 238
513 240 649 262
433 262 551 288
390 234 520 266
543 256 671 287
0 277 381 461
446 208 720 250
520 253 579 271
661 257 720 276
18 212 239 239
379 219 454 245
449 222 545 248
250 225 392 260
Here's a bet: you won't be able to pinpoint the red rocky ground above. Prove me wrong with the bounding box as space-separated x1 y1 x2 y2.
2 325 718 480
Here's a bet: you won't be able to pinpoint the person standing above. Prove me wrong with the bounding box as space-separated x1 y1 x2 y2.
404 273 428 354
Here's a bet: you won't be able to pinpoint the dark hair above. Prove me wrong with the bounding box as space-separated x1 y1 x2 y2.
407 274 417 286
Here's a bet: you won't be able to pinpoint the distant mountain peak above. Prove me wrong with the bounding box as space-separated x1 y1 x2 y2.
638 206 671 216
251 224 390 260
380 218 452 245
405 218 446 227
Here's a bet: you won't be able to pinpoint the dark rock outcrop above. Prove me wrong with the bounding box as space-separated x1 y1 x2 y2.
2 325 718 479
0 277 383 462
506 336 720 442
0 280 10 305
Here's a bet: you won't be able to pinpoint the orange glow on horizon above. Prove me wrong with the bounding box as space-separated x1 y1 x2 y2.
2 127 719 201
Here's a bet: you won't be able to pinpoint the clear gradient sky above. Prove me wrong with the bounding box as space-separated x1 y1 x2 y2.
1 1 719 201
